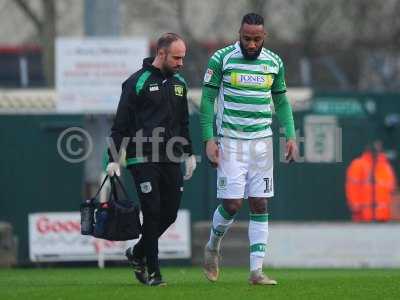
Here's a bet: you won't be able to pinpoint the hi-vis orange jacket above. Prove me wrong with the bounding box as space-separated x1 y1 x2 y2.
345 151 397 222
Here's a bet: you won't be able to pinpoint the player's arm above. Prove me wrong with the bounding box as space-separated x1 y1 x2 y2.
200 86 219 141
108 79 136 167
180 85 193 156
200 54 223 167
271 59 297 162
272 93 295 140
180 85 197 180
273 92 296 162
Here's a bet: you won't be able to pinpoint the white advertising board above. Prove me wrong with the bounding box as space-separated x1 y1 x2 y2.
268 223 400 267
56 38 148 113
304 115 342 163
29 210 190 262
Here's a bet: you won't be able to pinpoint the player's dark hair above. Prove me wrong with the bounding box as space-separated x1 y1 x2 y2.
241 13 264 26
156 33 183 52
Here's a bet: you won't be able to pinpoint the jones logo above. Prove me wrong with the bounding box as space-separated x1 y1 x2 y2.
232 72 273 88
239 74 266 84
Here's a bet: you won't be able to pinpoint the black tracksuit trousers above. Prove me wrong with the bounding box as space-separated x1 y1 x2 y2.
129 162 183 275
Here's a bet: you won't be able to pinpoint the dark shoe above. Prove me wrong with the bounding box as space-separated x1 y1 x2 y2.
125 247 147 284
147 272 167 286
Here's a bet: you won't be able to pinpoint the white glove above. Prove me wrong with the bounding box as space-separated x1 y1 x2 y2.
106 162 121 177
119 148 127 167
183 155 196 180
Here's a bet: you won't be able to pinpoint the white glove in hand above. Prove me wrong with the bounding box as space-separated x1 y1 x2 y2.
119 148 127 167
183 155 196 180
106 162 121 177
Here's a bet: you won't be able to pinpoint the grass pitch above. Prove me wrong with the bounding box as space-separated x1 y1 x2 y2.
0 267 399 300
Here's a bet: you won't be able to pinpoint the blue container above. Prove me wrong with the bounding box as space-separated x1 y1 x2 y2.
94 209 109 236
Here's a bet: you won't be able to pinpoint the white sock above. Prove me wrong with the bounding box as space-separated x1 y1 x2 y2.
207 205 234 251
248 213 269 272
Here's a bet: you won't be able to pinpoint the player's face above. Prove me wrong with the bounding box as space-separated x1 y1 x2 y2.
239 23 266 60
160 40 186 75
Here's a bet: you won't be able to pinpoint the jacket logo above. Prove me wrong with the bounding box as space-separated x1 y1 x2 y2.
174 85 184 97
140 182 152 194
149 84 159 92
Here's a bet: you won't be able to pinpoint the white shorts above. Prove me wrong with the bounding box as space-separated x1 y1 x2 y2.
216 137 274 199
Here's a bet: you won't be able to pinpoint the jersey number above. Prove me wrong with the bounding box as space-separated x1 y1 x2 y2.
264 178 272 193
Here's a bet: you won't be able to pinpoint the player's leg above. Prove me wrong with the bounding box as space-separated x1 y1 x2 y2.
158 163 183 235
147 163 182 285
204 198 243 282
128 163 182 286
208 138 246 251
127 163 164 285
133 163 183 246
248 197 276 285
143 168 179 287
204 138 246 282
247 137 276 285
206 199 242 251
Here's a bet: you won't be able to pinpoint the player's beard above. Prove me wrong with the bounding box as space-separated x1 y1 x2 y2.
239 40 263 60
161 58 180 77
161 64 175 77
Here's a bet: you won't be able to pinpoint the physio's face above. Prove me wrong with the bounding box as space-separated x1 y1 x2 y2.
160 40 186 74
239 23 266 60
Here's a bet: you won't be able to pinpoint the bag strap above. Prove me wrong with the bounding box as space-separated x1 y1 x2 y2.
90 175 109 201
89 174 138 206
111 175 131 201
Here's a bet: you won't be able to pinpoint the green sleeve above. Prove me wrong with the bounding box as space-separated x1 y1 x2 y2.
203 53 223 88
272 93 296 140
200 85 219 141
271 56 287 94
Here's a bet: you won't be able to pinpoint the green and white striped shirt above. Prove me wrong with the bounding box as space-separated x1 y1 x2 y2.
203 42 286 140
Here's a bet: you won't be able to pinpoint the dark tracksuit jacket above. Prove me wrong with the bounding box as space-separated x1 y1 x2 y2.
109 57 193 274
109 57 193 165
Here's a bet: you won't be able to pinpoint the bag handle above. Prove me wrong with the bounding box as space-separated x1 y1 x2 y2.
90 175 109 201
90 175 137 206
